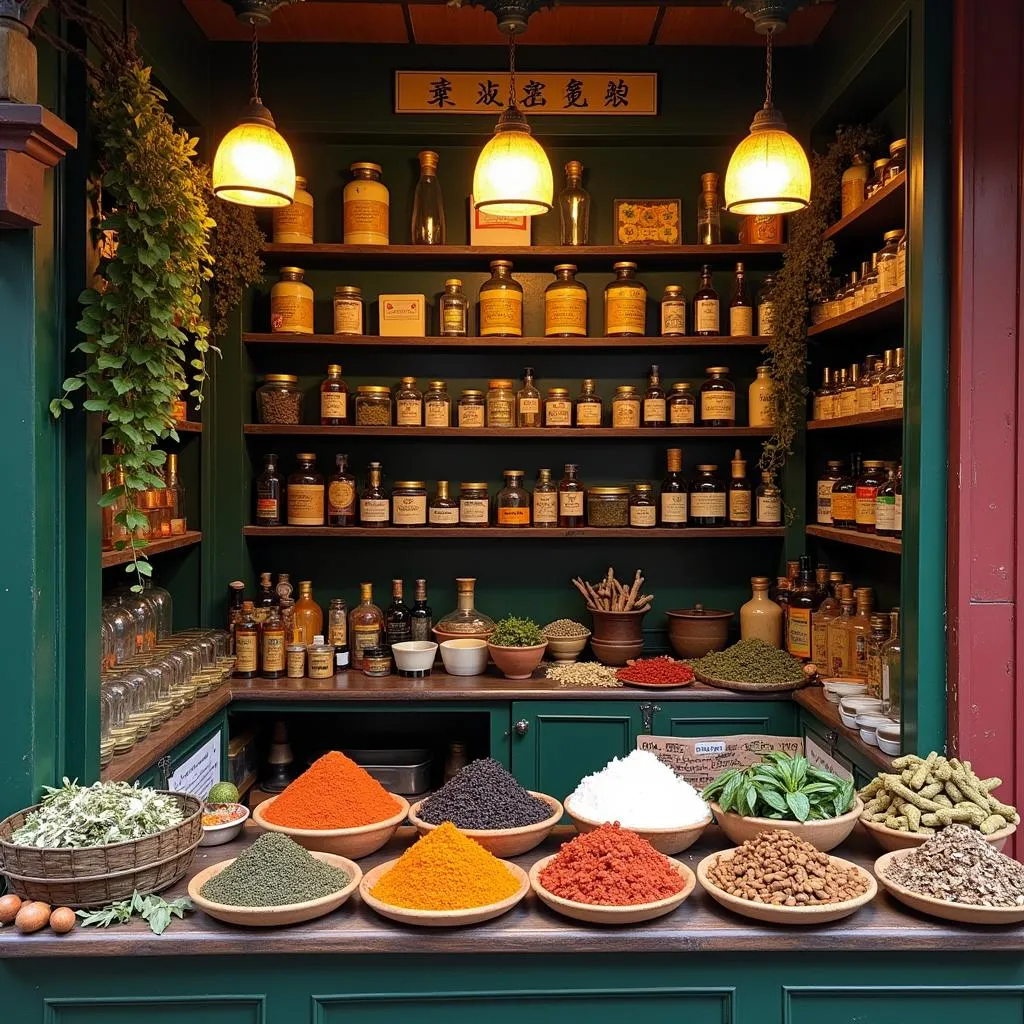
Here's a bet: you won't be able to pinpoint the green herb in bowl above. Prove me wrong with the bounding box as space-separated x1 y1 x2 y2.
488 615 545 648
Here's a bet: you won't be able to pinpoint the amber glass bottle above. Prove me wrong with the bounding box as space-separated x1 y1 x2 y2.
690 465 726 526
287 453 325 527
643 365 667 427
327 454 357 526
260 608 286 679
575 379 603 427
604 262 647 337
830 453 860 529
660 448 688 527
233 601 259 679
516 367 542 427
693 264 720 336
255 454 281 527
428 480 460 526
320 364 349 425
558 463 585 527
727 449 752 526
294 581 324 647
785 556 819 660
479 260 523 337
359 461 390 526
349 582 384 669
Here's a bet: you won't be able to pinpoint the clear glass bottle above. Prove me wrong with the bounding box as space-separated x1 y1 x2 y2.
748 366 774 428
857 355 881 414
668 382 696 425
660 447 688 528
813 367 833 421
841 271 859 314
696 171 721 245
327 453 357 527
320 364 349 425
270 267 314 335
329 597 350 670
411 150 446 245
853 260 870 307
439 278 468 337
816 460 844 525
558 463 585 527
865 612 892 700
544 387 572 428
436 578 495 639
545 263 588 337
755 471 783 526
429 480 460 526
486 378 516 428
496 469 531 527
359 460 390 525
294 581 324 647
165 453 186 534
881 608 902 717
349 582 384 668
333 285 364 336
877 230 903 295
410 579 433 642
643 364 667 427
233 601 259 679
273 174 314 244
516 367 541 427
879 347 904 409
384 579 413 652
604 262 647 337
756 274 776 337
875 463 899 537
700 366 735 426
629 483 657 528
727 449 752 526
740 576 782 647
395 376 423 427
458 389 485 428
861 256 880 305
849 587 875 678
611 385 641 428
558 159 590 245
479 260 523 337
811 573 842 666
344 162 389 245
575 378 603 428
694 264 720 336
826 587 856 676
533 468 558 527
729 262 754 336
839 363 860 418
690 464 726 526
832 368 848 418
872 351 892 411
287 453 325 527
661 285 687 336
424 380 452 427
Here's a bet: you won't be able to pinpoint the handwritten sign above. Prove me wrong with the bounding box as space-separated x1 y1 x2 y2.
805 736 854 783
636 734 804 791
168 732 222 800
395 72 657 115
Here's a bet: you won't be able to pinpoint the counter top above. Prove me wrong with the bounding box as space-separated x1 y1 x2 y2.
4 825 1019 957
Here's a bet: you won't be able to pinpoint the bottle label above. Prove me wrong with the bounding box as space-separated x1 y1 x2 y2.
344 197 389 243
895 383 904 410
661 492 688 524
360 497 390 523
429 505 460 525
519 397 540 416
252 606 270 626
352 623 381 664
894 493 903 531
235 631 258 673
701 392 735 422
669 401 695 425
690 493 726 518
328 480 356 516
661 300 686 335
396 398 422 426
329 618 347 647
879 382 898 409
856 385 873 414
271 293 314 334
630 504 657 527
545 293 588 336
878 258 899 294
612 400 640 428
839 390 858 418
498 506 531 526
576 401 602 426
256 497 279 523
273 198 314 244
487 398 515 427
460 498 490 524
441 303 466 334
545 399 572 426
479 291 523 336
559 491 584 517
757 494 781 525
875 494 897 532
605 287 646 335
643 398 666 423
262 633 286 673
758 301 775 337
333 299 363 335
286 647 306 678
458 403 485 427
748 382 775 428
695 298 720 333
811 615 829 665
820 395 834 419
897 247 906 288
827 628 849 676
831 491 856 523
425 401 450 427
729 306 753 337
393 494 427 525
729 490 752 522
816 480 835 524
534 491 558 524
322 392 347 420
287 484 325 526
855 485 880 525
787 608 812 659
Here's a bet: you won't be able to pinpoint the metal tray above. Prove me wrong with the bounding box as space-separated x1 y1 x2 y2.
342 748 433 796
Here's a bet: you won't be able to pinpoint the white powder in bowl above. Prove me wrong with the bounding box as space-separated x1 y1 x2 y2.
568 749 710 829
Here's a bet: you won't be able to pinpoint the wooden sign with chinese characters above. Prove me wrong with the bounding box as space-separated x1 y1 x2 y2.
394 72 657 115
636 734 804 791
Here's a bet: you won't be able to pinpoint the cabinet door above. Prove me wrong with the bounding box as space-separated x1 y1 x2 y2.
510 701 645 796
652 700 797 738
798 709 877 787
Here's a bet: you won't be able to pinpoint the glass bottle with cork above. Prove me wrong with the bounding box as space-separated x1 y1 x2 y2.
261 607 286 680
429 481 459 526
327 454 356 526
287 453 325 526
727 449 752 526
359 461 390 526
755 471 783 526
661 285 687 336
253 572 275 626
294 581 324 647
349 583 383 669
740 576 782 648
830 453 860 529
694 265 720 336
395 377 423 426
786 556 819 660
329 597 350 671
701 367 735 426
517 368 541 427
660 448 688 528
533 468 558 527
729 262 753 336
384 580 412 652
479 260 523 337
233 601 259 679
344 162 389 245
558 159 590 245
668 382 696 425
321 365 349 425
575 379 603 427
696 172 721 245
439 279 468 337
436 578 495 639
424 380 452 427
558 463 585 527
411 150 446 245
545 264 588 337
690 465 726 526
643 365 667 427
604 262 647 337
333 286 364 337
496 470 531 527
411 580 433 642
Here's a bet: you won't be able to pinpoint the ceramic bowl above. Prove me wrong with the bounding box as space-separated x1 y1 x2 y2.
839 696 884 728
543 633 590 663
199 803 250 846
439 638 490 676
487 641 547 680
391 641 438 673
563 795 712 855
589 608 648 643
709 798 864 853
860 816 1017 853
252 793 410 859
876 721 901 756
855 712 893 746
823 678 868 703
590 637 644 666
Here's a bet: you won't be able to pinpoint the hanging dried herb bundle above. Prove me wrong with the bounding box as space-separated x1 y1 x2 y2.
207 186 265 340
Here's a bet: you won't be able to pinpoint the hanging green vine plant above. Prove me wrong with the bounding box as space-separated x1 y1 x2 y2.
760 125 880 478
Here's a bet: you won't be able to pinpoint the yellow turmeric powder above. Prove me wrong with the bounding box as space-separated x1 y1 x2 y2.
371 822 521 910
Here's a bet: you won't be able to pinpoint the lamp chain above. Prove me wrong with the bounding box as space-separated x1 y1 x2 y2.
251 20 261 104
508 33 517 110
764 26 774 110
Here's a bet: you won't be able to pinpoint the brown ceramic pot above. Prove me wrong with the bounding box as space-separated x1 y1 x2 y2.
589 608 648 643
487 641 547 680
665 605 733 659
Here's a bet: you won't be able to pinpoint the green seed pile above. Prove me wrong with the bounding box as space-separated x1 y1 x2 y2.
543 619 590 639
689 639 805 685
200 833 350 907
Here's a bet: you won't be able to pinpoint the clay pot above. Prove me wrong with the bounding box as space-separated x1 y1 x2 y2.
665 605 733 659
487 642 547 680
589 608 648 643
590 637 644 666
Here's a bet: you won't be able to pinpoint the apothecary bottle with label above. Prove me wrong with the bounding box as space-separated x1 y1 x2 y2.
479 260 523 337
748 366 774 428
879 347 904 409
459 483 490 527
395 376 423 426
700 366 735 426
320 364 349 425
830 453 860 529
694 265 720 336
424 380 452 427
496 470 531 527
855 459 887 533
727 449 752 526
817 460 844 524
757 274 776 337
359 461 390 525
660 285 687 336
344 162 389 245
612 385 641 429
814 367 833 420
333 286 364 336
575 378 603 427
439 278 468 337
729 262 754 336
839 363 859 418
327 454 357 526
629 483 656 528
255 453 281 526
287 453 325 526
643 365 667 427
696 172 721 245
392 481 428 527
273 175 314 244
877 230 903 295
756 471 783 526
690 464 727 526
329 597 350 670
486 378 516 428
660 448 687 528
861 257 880 305
857 355 881 414
545 264 588 337
558 463 585 527
604 262 646 337
544 387 572 427
458 389 485 428
429 480 460 526
529 468 558 527
271 267 314 334
668 382 695 425
875 463 899 537
233 602 259 679
349 583 383 669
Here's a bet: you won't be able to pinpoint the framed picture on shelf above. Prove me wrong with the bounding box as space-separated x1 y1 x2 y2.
613 198 682 246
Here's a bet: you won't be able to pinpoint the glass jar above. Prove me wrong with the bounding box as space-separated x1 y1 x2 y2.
629 483 657 528
361 645 392 678
354 385 393 426
755 472 783 526
439 278 468 337
558 463 585 527
517 367 541 427
660 285 687 336
479 259 523 337
458 389 485 428
486 378 516 428
496 470 531 527
544 387 572 427
257 374 303 424
587 486 629 528
436 577 496 639
544 264 588 337
575 379 603 428
392 481 427 527
611 385 641 428
320 364 348 425
888 138 907 180
817 460 844 524
308 638 336 679
429 480 460 526
332 285 364 336
533 468 558 526
424 380 452 427
690 464 726 526
748 366 774 428
877 230 903 295
700 367 735 426
867 157 890 197
287 452 325 526
897 233 907 289
668 382 696 425
395 376 423 426
344 162 389 245
273 174 314 244
604 262 647 337
855 459 888 533
459 483 490 527
271 267 314 334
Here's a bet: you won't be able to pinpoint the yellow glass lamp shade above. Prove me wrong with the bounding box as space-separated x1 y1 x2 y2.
473 107 553 217
724 106 811 216
213 101 296 209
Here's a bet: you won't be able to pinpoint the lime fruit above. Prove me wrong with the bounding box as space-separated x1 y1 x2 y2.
207 781 240 804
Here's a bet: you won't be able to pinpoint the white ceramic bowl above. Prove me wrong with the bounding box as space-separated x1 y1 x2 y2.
875 721 901 756
856 712 892 747
439 638 489 676
199 803 250 846
391 641 438 673
839 696 883 728
823 679 868 703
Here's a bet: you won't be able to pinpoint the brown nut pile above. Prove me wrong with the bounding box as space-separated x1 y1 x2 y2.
707 829 869 907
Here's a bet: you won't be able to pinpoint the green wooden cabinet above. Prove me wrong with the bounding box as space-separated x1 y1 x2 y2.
798 710 877 788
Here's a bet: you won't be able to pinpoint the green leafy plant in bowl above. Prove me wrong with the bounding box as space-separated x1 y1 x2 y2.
487 616 547 680
489 616 545 648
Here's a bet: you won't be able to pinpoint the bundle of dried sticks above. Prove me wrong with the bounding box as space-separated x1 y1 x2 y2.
571 567 653 613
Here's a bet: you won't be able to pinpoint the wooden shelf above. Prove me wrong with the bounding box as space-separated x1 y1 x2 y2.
794 686 896 772
806 524 901 554
244 526 785 539
242 333 769 349
807 289 905 339
243 424 774 439
260 243 786 271
823 171 907 245
174 420 203 433
807 409 903 430
101 530 203 568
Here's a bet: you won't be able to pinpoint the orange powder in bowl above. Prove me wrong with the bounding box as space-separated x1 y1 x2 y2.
262 751 401 829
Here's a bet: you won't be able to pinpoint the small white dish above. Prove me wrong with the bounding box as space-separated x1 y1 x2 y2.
855 712 892 747
823 679 868 703
439 638 489 676
391 641 438 673
839 696 883 728
877 736 901 756
199 803 250 846
876 721 901 756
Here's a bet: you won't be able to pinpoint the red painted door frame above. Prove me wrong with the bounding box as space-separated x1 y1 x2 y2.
948 0 1024 851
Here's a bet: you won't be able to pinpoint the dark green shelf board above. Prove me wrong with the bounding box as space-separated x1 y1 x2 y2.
806 524 901 554
101 530 202 569
823 170 906 245
242 333 770 349
243 525 785 539
807 289 905 339
243 424 774 439
807 409 903 430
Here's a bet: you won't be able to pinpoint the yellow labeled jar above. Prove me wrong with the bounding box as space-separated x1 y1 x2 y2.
612 385 641 428
486 379 516 428
392 481 428 527
479 260 523 337
344 162 389 245
273 175 314 244
544 387 572 427
700 366 736 426
668 382 695 425
604 262 647 337
545 264 588 337
270 266 314 335
424 380 452 427
458 389 485 428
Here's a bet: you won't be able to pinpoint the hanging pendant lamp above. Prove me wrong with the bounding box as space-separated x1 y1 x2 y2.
724 27 811 216
473 33 553 217
212 20 295 208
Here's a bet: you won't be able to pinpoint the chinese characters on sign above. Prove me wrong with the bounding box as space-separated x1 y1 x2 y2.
395 72 657 115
